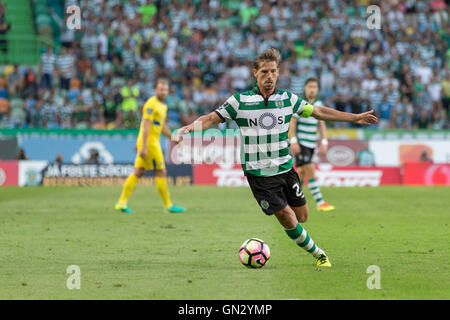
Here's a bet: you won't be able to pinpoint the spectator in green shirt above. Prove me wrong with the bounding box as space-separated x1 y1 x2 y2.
239 0 259 24
139 0 157 26
121 79 140 114
72 94 90 128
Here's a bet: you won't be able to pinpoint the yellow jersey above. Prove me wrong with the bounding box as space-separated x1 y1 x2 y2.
137 96 168 146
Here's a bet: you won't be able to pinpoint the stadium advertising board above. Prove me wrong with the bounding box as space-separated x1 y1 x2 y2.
318 140 367 166
193 163 248 187
363 129 450 141
0 161 18 186
0 128 142 164
403 162 450 186
193 164 401 187
170 135 366 167
19 138 138 164
18 160 48 186
42 163 192 186
314 164 402 187
13 162 192 186
369 140 450 166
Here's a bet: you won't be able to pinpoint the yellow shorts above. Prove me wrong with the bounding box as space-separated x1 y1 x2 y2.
134 144 165 171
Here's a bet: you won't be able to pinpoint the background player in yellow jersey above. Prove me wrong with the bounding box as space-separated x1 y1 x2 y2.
115 79 186 214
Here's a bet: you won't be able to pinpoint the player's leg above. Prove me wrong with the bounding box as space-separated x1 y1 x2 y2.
274 205 331 267
284 167 308 223
294 146 308 185
303 164 323 205
247 170 330 267
115 166 146 214
291 204 308 223
154 168 171 208
152 148 186 213
296 165 305 183
283 168 330 266
303 164 335 212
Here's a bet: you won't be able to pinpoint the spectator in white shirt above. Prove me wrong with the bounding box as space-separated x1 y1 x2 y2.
414 60 433 84
40 46 56 89
229 60 250 92
428 75 443 114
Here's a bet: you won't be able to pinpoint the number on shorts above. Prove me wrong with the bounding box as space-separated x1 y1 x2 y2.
292 183 303 197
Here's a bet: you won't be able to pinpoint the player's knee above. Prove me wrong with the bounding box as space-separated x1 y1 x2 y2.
303 165 314 180
134 167 146 178
154 169 166 177
298 210 308 223
275 207 297 229
294 206 308 223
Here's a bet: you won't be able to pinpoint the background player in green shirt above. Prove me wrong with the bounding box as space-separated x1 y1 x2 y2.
289 78 335 212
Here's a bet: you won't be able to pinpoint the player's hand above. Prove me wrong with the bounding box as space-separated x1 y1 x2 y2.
139 148 147 159
175 125 193 143
290 143 301 155
319 143 328 156
354 110 378 125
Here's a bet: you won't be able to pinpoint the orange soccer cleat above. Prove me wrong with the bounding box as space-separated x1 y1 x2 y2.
317 202 335 212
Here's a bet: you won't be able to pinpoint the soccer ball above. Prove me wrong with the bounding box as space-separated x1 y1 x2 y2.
238 238 270 268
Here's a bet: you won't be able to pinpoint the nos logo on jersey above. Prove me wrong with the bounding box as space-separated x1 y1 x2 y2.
249 112 284 130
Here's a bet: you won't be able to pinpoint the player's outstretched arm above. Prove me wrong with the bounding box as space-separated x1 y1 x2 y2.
312 106 378 125
175 111 222 142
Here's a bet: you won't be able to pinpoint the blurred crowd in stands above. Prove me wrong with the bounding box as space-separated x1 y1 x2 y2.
0 0 449 130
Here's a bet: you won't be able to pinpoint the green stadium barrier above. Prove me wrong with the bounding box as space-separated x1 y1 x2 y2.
1 128 448 141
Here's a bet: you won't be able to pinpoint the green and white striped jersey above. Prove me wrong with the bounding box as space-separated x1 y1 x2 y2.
215 84 313 177
293 100 323 149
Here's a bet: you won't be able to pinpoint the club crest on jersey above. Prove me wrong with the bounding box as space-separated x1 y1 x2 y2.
260 200 269 209
249 112 283 130
276 100 284 108
146 108 153 115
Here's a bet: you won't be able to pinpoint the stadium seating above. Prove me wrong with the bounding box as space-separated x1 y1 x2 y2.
0 0 49 65
0 0 448 130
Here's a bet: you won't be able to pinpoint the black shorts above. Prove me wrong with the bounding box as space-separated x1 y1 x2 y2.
295 144 315 166
246 168 307 215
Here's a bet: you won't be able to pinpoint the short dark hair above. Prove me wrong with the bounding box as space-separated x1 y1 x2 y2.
253 48 280 70
305 77 319 86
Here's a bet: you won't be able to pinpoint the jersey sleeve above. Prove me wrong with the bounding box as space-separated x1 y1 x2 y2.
142 98 155 121
292 93 314 118
214 94 239 122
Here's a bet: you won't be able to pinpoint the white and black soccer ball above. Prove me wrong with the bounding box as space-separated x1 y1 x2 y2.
238 238 271 268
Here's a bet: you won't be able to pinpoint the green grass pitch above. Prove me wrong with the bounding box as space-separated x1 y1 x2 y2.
0 185 448 299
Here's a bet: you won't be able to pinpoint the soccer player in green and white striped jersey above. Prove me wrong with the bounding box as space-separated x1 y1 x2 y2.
176 49 377 267
289 78 335 212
